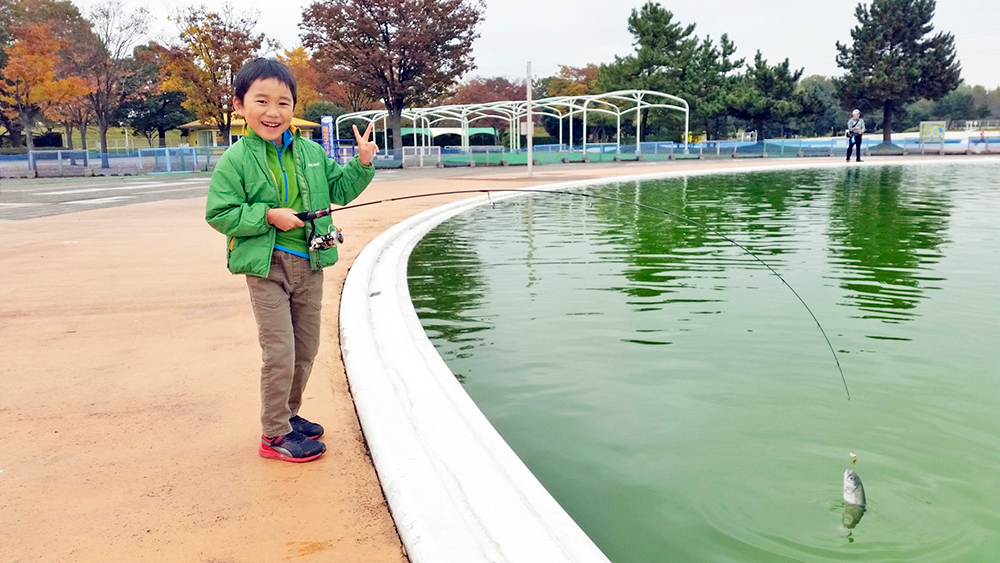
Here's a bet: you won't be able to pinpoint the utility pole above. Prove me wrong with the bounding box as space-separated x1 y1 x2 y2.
526 61 533 178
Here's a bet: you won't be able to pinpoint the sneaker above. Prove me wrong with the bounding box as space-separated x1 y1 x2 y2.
290 415 324 439
259 431 326 462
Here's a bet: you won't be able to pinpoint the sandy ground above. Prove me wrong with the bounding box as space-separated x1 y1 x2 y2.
0 157 922 562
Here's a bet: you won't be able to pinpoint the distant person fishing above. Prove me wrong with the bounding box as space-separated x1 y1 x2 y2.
846 109 866 163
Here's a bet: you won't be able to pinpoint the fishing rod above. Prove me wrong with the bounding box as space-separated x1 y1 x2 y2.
308 187 851 400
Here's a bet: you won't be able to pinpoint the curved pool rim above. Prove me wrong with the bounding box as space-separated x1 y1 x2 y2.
338 158 996 563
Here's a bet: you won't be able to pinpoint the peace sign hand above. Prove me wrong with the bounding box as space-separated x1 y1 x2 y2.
353 123 378 166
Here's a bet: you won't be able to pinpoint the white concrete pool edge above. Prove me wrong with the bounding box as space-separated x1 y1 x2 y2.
339 183 613 563
338 157 998 563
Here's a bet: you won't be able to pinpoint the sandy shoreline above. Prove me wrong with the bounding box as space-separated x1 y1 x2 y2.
1 156 944 561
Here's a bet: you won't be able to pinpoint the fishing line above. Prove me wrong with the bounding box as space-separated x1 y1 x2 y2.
310 187 851 400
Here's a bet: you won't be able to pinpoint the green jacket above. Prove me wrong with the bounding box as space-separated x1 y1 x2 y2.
205 129 375 277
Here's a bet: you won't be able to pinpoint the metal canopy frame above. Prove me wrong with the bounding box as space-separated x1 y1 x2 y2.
335 90 689 154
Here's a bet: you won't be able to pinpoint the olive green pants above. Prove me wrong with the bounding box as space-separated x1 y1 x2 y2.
246 251 324 438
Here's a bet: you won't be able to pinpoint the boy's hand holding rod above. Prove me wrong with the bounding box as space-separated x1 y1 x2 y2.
269 123 379 230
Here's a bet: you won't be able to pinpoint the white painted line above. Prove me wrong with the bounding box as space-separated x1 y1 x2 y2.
61 196 135 205
39 180 205 196
140 186 208 196
0 202 40 207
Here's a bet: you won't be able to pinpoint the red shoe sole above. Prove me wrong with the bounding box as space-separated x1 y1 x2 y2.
259 443 325 462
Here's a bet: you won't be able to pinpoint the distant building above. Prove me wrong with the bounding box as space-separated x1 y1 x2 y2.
178 116 321 147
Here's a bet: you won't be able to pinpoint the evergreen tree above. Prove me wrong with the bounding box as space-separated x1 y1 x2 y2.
727 51 803 140
302 101 348 126
798 75 844 137
932 86 990 123
834 0 961 144
596 2 742 141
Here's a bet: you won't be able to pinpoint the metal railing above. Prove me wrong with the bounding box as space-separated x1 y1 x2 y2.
27 150 90 176
138 147 199 173
402 146 442 167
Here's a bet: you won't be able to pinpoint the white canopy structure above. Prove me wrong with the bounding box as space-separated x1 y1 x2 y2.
335 90 690 154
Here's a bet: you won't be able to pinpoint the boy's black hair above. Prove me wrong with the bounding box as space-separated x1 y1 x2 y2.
234 58 297 106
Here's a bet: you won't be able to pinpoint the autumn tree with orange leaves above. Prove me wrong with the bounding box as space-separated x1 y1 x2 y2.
276 47 321 118
444 76 524 105
161 5 272 143
1 0 95 148
0 23 90 150
439 76 524 142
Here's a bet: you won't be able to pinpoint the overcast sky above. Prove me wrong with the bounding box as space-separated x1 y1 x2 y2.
73 0 1000 88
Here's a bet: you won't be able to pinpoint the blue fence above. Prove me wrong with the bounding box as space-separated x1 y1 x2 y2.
5 135 998 177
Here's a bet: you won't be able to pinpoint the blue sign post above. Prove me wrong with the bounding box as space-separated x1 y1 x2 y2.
321 116 334 158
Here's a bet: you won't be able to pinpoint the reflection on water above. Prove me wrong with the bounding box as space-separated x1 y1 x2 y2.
828 167 951 324
408 221 489 381
842 503 866 530
407 163 1000 562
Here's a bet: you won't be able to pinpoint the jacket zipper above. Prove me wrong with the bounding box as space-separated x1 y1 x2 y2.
273 141 289 202
291 139 320 270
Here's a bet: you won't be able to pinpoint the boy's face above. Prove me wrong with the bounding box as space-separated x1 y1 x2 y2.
233 78 294 142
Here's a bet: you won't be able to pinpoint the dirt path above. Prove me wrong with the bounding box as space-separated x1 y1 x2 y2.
0 158 912 562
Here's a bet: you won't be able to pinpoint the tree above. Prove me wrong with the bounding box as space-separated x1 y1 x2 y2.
540 65 612 144
932 86 990 124
43 95 91 154
161 5 271 144
438 75 524 144
0 23 89 150
84 0 148 167
301 0 485 152
547 65 599 98
302 100 348 124
969 85 1000 119
796 75 843 136
1 0 95 148
122 90 193 147
322 80 377 113
686 34 742 139
116 44 194 147
276 46 321 118
834 0 961 144
728 51 803 140
444 76 524 105
597 3 697 95
596 2 743 140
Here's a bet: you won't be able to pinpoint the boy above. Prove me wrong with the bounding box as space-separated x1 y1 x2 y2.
206 58 377 462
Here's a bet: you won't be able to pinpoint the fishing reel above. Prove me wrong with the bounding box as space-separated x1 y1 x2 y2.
309 226 343 250
295 207 343 251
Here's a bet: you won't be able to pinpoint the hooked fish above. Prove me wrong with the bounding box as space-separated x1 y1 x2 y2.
843 469 866 506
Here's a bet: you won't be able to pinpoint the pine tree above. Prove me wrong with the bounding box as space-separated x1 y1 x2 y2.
727 52 803 140
834 0 961 144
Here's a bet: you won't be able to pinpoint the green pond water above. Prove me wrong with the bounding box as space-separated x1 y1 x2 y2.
407 162 1000 562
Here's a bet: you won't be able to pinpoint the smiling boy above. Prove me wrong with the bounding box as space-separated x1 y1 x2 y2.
205 58 378 462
